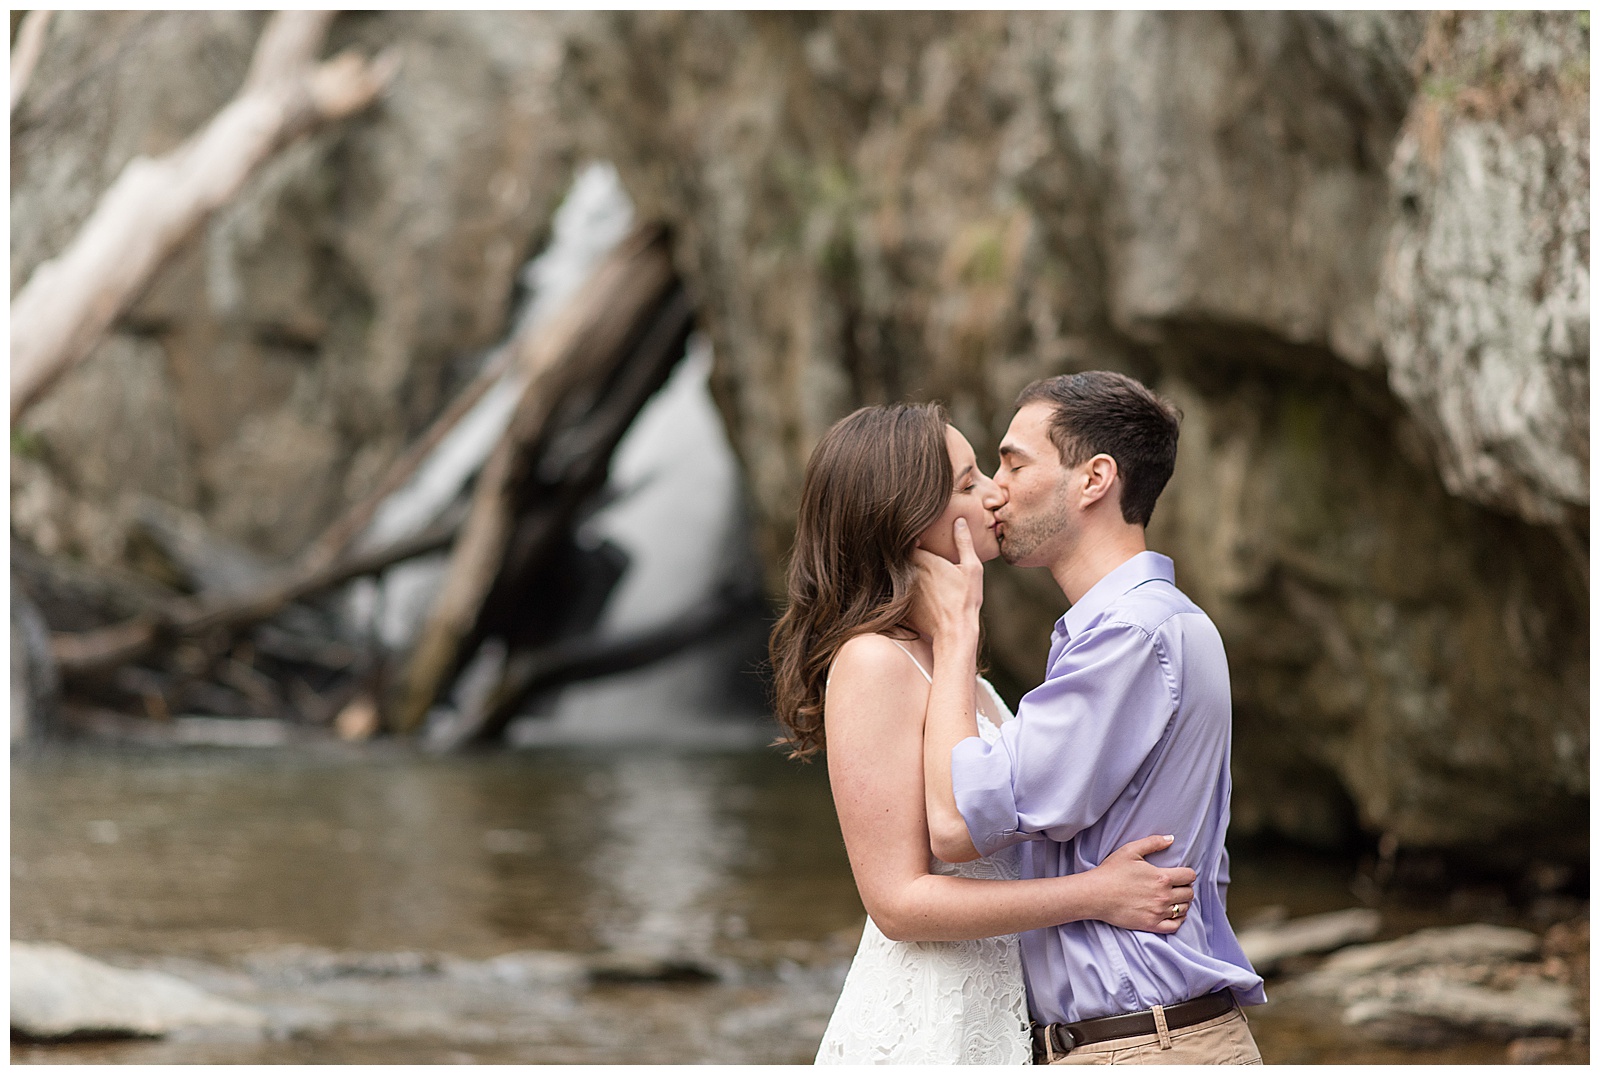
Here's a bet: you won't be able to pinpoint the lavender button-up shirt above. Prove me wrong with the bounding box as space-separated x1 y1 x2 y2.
951 551 1266 1024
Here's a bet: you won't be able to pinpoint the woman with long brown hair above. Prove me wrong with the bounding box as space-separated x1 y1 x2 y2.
771 403 1195 1065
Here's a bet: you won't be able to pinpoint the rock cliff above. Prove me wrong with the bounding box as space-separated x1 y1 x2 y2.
10 12 1587 859
559 11 1588 855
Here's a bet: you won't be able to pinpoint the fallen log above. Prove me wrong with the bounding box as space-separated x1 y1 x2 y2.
402 285 696 734
475 287 696 638
445 582 755 749
9 9 53 114
51 516 459 677
390 223 687 733
10 11 398 422
12 540 181 629
11 588 59 743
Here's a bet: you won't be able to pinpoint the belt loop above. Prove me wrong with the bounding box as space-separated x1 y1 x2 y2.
1042 1025 1059 1065
1151 1004 1173 1050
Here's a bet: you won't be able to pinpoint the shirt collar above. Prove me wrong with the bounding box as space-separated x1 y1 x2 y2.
1054 551 1176 641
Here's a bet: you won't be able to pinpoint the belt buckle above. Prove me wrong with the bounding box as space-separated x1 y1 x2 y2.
1046 1024 1077 1063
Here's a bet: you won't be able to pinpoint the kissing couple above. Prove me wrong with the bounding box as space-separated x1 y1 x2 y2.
770 371 1266 1065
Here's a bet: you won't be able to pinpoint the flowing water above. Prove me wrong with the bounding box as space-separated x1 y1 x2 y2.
12 737 1522 1065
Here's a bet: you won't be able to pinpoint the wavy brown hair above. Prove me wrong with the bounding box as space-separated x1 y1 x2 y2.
769 402 953 760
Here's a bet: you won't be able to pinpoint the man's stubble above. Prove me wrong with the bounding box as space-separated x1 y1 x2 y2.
998 475 1075 568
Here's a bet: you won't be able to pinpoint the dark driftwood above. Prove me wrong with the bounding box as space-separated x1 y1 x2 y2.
12 541 181 627
51 517 458 677
390 224 685 733
442 583 752 750
10 12 397 422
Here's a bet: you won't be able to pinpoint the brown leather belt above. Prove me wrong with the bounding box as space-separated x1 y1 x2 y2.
1030 989 1237 1062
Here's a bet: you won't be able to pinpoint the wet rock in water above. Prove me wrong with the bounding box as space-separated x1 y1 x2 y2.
1284 922 1578 1046
586 951 721 984
1238 907 1382 975
11 941 265 1041
1342 977 1578 1045
443 950 588 989
1317 923 1541 978
167 717 295 748
242 945 443 983
1506 1036 1575 1064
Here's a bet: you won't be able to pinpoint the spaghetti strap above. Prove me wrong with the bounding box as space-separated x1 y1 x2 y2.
886 638 934 684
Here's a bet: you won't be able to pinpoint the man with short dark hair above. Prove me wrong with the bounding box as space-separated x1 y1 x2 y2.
915 370 1265 1064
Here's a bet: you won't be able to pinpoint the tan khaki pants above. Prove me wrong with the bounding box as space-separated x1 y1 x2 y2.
1046 1006 1262 1065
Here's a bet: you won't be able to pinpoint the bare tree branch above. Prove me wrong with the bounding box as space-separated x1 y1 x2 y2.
51 517 459 677
9 10 53 114
9 11 398 422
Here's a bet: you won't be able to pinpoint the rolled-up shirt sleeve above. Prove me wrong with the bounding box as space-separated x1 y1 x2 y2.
952 622 1177 857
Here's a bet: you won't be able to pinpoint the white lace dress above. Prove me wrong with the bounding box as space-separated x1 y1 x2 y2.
815 656 1031 1066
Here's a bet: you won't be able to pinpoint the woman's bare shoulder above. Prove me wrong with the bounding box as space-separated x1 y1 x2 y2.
829 632 924 685
825 633 928 743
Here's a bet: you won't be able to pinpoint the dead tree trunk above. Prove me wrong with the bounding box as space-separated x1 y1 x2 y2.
389 223 691 734
50 516 459 677
9 9 53 114
9 11 397 422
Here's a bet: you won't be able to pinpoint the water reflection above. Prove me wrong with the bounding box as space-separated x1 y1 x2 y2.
13 744 1525 1064
587 755 739 958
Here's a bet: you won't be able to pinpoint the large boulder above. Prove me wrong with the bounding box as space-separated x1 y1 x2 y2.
11 941 264 1040
559 11 1588 855
1287 924 1579 1045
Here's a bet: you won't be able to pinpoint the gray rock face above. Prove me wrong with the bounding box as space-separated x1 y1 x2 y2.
11 941 265 1040
560 10 1588 854
11 11 577 564
1378 13 1589 529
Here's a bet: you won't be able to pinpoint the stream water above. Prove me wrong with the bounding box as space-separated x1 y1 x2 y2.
12 738 1517 1065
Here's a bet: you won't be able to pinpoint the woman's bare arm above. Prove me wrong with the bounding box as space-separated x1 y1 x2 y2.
826 632 1192 943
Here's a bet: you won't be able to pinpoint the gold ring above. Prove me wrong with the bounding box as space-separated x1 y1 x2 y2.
1170 903 1183 918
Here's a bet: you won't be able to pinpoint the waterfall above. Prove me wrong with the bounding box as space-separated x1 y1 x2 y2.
508 334 770 749
344 162 770 747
